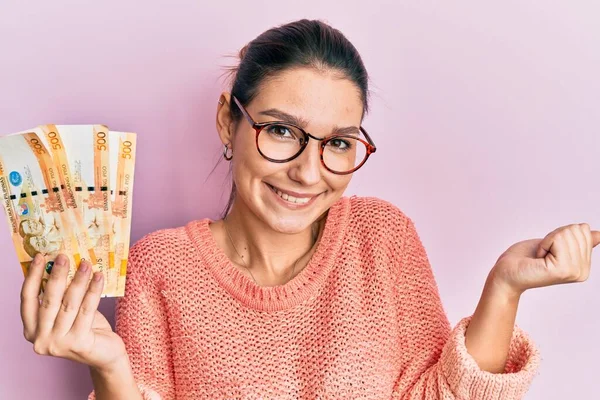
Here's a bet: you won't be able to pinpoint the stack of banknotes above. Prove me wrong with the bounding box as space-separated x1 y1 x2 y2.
0 125 137 297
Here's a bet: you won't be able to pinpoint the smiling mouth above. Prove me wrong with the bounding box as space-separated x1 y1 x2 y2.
266 183 319 205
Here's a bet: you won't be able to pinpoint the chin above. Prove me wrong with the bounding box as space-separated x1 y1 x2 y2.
263 212 316 235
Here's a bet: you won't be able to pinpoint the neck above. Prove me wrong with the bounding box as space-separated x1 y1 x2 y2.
221 200 325 285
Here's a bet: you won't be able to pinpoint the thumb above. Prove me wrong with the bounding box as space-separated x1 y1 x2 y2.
592 230 600 248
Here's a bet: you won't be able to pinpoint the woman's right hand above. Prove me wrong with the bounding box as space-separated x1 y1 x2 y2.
20 253 128 374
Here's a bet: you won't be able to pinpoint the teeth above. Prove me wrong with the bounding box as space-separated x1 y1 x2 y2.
273 186 310 204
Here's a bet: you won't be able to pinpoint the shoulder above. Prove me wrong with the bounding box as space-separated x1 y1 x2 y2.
126 224 193 284
345 195 426 259
130 225 189 259
347 195 412 236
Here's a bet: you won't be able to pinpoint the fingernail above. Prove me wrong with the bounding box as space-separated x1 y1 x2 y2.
55 254 67 267
32 253 44 266
79 262 90 273
93 272 103 282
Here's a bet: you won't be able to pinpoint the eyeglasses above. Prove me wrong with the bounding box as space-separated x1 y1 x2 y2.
231 95 376 175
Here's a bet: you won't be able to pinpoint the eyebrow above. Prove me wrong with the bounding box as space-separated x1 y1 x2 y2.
258 108 361 136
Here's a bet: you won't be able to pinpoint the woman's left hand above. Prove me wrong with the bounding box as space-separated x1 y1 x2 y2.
489 223 600 297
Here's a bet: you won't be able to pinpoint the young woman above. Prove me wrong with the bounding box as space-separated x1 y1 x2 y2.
19 19 599 400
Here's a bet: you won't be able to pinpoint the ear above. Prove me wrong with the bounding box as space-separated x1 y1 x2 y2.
216 92 236 148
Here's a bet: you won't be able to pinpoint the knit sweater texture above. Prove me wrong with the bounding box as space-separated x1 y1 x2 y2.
88 196 540 399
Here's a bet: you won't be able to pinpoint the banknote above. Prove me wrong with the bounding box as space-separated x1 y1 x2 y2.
0 126 136 297
37 126 100 267
38 125 114 293
108 131 137 297
0 132 86 292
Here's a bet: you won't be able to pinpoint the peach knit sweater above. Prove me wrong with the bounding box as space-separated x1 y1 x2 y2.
88 196 540 400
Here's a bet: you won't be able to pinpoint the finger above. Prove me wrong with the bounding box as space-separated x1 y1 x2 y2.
70 272 103 335
592 230 600 248
576 224 593 280
570 226 590 280
569 225 588 263
536 226 563 258
37 254 70 336
20 253 45 342
52 260 92 335
555 228 577 267
579 224 593 250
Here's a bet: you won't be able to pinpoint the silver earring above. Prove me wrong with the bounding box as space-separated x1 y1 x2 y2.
218 99 224 105
223 144 233 160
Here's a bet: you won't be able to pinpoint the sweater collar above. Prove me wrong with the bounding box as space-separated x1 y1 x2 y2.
187 196 351 311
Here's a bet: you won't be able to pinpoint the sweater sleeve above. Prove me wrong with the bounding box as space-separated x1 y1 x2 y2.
88 233 175 400
390 216 540 400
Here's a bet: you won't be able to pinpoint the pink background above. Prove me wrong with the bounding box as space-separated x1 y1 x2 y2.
1 1 599 398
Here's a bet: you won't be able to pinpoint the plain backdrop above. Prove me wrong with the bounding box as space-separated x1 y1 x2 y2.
0 1 598 399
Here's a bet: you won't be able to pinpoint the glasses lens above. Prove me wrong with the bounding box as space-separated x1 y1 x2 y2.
322 136 368 173
257 124 369 173
257 124 305 161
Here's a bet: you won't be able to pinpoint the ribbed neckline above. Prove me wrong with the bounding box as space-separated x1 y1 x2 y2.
186 196 351 312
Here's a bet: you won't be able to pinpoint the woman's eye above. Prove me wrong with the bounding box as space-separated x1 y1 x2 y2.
268 125 292 137
329 138 350 149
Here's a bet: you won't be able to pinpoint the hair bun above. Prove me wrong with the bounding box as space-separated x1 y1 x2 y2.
239 44 249 60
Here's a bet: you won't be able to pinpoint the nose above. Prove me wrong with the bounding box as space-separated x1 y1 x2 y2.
287 140 322 186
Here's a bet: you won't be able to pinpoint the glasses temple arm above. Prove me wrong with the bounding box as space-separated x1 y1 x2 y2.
360 127 376 150
232 95 257 127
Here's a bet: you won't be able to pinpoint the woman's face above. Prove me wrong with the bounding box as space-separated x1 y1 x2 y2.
221 67 364 234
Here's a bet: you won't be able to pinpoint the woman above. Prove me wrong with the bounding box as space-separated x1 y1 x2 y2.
19 19 599 400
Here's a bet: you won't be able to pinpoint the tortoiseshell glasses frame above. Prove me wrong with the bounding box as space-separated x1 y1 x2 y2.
231 95 377 175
